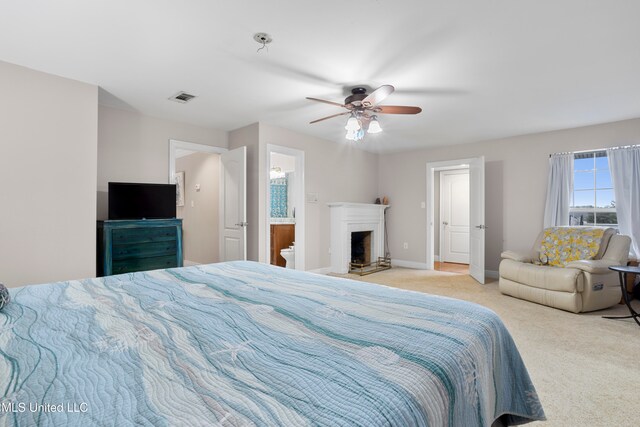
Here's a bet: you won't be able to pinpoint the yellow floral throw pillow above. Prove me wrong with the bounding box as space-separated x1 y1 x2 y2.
539 227 606 267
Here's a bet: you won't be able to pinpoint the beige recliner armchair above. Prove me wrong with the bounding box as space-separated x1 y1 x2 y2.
499 227 631 313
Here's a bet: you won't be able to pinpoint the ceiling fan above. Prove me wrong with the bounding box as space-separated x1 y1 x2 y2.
306 85 422 141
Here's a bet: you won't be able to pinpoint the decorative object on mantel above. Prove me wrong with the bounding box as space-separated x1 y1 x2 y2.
375 197 381 204
382 196 389 205
0 283 10 310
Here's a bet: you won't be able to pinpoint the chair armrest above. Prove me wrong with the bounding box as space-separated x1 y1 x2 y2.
501 250 532 263
565 259 619 274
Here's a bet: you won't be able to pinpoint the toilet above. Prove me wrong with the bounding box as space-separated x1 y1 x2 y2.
280 245 295 269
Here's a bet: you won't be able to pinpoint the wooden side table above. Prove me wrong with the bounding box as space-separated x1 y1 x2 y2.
603 265 640 327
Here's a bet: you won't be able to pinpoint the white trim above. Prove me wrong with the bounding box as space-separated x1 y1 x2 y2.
168 139 227 184
184 260 200 267
308 267 331 275
433 255 440 262
265 144 306 271
485 270 499 280
426 158 475 271
391 259 430 269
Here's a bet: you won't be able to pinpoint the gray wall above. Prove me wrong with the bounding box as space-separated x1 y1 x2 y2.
97 105 228 219
0 61 98 287
378 117 640 272
176 152 220 264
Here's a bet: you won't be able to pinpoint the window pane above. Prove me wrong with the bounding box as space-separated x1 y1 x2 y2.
574 157 594 171
596 189 615 208
574 171 594 190
595 156 609 170
573 190 594 208
577 212 595 225
595 212 617 225
596 170 612 189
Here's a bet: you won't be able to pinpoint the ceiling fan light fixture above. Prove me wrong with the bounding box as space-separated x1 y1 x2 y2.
346 127 364 142
345 115 361 131
367 116 382 134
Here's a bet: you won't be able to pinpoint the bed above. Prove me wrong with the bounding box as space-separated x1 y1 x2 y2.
0 261 544 426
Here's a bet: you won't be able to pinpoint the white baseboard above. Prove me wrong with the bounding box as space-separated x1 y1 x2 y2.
391 259 430 270
184 260 200 267
308 267 331 275
434 255 440 262
306 262 497 278
485 270 499 279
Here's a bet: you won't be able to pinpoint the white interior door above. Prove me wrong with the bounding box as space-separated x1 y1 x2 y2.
469 156 485 284
441 170 470 264
219 146 247 261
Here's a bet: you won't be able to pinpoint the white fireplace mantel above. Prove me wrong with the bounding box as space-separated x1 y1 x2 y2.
328 203 389 273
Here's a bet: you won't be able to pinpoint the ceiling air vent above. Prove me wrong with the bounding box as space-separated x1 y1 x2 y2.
169 91 197 103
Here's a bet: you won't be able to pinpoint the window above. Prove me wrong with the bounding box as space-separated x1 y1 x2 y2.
570 151 617 226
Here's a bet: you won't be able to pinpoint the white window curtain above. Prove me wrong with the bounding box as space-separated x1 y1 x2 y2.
543 153 574 228
607 146 640 259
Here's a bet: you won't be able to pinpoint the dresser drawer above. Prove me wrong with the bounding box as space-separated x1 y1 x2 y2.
98 219 183 277
111 226 177 244
111 255 178 275
112 241 177 261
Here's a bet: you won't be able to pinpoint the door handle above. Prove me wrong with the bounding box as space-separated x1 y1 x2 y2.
442 221 448 226
235 221 248 227
475 224 486 230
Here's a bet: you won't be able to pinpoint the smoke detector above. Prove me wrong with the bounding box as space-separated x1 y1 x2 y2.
253 32 272 45
169 91 197 104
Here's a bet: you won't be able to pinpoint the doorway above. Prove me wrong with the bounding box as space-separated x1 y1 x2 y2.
168 140 227 265
439 169 470 268
265 144 305 271
427 157 485 283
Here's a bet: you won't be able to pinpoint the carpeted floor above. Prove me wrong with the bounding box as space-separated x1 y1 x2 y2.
332 268 639 427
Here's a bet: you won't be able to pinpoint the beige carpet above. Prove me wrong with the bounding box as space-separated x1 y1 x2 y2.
332 268 640 427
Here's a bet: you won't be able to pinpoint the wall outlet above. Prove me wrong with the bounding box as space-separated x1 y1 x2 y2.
420 201 426 209
403 242 409 249
306 192 319 203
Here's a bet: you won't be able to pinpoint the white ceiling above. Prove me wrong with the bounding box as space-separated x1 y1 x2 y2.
2 0 640 153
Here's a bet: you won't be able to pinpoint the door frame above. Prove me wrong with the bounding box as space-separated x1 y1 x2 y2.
426 158 477 271
439 168 470 264
169 139 227 182
264 144 305 271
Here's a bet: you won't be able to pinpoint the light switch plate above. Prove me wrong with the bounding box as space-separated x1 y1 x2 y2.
306 192 319 203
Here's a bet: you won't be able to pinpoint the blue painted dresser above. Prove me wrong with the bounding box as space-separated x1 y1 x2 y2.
97 219 183 276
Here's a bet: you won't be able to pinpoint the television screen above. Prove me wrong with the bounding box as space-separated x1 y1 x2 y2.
108 182 177 220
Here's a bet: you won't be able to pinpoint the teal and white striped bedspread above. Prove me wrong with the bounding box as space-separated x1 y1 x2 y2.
0 261 544 426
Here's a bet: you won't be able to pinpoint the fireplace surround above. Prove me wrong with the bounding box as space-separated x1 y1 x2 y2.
328 203 388 274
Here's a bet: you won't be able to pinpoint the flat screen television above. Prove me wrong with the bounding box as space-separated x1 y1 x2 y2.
108 182 177 220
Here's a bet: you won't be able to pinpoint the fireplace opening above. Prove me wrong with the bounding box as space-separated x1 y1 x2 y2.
351 231 372 265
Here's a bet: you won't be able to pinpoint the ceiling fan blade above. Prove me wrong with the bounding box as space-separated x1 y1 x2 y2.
376 105 422 114
306 97 345 108
362 85 395 107
309 111 350 124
